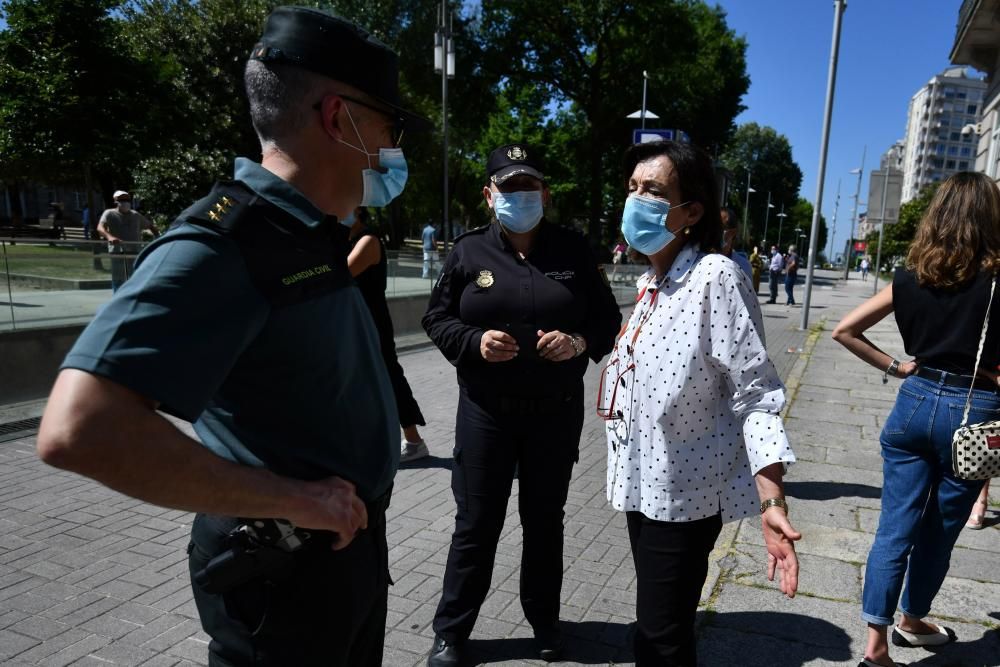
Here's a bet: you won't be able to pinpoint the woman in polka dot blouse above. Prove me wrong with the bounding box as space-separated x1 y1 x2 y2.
601 140 801 666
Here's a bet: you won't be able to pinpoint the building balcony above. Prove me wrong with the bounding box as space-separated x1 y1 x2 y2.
951 0 1000 75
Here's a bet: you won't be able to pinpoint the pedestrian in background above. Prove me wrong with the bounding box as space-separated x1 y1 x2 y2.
422 220 438 278
97 190 158 292
603 140 800 666
347 206 430 462
611 235 627 282
784 244 799 305
861 256 871 281
81 204 91 240
720 207 753 280
767 243 784 303
422 143 621 666
749 245 764 294
38 7 431 665
832 172 1000 667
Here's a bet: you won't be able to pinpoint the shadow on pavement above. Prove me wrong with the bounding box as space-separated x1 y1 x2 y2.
470 620 632 665
398 455 452 471
0 301 43 307
785 480 882 501
698 611 853 666
906 625 1000 666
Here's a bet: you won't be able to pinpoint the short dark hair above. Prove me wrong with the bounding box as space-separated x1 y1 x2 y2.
244 60 326 144
622 141 723 253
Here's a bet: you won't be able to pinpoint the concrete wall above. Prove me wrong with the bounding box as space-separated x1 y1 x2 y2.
0 287 633 407
0 324 85 405
0 294 435 406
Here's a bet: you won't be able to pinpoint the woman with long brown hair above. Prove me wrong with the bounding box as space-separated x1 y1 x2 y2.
833 171 1000 667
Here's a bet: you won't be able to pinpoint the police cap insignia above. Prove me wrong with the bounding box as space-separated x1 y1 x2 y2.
486 143 545 185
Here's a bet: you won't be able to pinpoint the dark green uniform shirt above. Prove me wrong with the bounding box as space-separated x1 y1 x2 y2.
62 158 399 500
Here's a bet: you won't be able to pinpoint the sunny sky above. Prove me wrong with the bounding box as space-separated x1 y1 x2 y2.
711 0 968 258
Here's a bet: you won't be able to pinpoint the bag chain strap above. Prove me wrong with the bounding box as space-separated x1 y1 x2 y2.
960 276 997 427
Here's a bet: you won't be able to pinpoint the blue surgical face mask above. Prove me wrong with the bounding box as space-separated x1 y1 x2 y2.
340 211 355 227
339 105 408 207
620 194 690 255
492 190 544 233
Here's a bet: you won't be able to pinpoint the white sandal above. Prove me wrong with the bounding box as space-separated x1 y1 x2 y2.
966 499 988 530
891 623 956 647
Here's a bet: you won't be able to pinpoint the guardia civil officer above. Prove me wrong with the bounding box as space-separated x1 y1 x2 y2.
423 144 622 665
37 7 430 666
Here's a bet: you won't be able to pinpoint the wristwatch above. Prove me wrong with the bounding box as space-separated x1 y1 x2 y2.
569 335 585 357
760 497 788 515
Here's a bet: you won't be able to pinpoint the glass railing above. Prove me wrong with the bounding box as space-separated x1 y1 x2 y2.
0 237 638 332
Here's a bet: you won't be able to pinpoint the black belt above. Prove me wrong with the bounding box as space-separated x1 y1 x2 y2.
915 367 998 392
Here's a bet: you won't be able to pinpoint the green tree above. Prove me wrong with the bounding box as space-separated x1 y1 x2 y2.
479 0 749 243
123 0 498 244
772 197 826 261
0 0 170 222
721 122 803 244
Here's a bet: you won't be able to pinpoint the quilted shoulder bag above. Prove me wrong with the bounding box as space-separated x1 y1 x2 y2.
952 276 1000 480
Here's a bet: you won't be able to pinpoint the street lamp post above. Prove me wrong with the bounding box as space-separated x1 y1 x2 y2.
872 167 892 296
775 205 788 248
641 70 649 130
801 0 847 330
742 169 755 240
844 146 866 279
762 192 774 246
828 179 841 265
433 1 455 251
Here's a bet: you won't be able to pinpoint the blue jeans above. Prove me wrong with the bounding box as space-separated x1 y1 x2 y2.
861 373 998 625
784 273 796 304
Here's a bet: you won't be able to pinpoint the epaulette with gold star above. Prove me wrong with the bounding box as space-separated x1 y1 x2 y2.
172 180 255 233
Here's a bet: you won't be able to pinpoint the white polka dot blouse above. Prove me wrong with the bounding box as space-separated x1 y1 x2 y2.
602 245 796 523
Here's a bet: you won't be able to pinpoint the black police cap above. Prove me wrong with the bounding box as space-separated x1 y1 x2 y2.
487 144 545 185
250 6 431 131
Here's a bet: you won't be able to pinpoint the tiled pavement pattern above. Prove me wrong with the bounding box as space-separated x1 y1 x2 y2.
1 269 997 666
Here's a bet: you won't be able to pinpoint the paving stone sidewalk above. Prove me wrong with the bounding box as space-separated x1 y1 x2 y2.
1 269 997 666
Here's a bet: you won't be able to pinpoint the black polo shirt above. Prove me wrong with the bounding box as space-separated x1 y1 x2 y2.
422 220 621 397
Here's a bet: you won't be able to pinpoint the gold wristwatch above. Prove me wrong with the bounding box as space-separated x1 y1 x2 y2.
759 498 789 514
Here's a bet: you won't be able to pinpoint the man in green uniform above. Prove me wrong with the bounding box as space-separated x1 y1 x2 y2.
37 7 428 666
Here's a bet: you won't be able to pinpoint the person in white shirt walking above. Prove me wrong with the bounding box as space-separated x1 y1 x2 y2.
601 140 801 666
421 222 438 278
767 244 784 304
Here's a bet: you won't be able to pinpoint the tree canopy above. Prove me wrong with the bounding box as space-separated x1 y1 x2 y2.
720 122 803 246
0 0 778 248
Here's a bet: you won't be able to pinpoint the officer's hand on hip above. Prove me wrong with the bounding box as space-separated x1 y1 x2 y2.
481 330 518 362
536 329 578 362
291 476 368 551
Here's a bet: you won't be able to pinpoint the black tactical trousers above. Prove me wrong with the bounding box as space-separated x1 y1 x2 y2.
188 492 391 666
432 385 583 641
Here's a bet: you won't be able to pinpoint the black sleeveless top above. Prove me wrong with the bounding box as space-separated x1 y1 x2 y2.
893 267 1000 373
350 227 393 344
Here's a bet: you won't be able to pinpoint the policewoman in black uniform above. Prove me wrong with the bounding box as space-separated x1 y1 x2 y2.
423 144 621 665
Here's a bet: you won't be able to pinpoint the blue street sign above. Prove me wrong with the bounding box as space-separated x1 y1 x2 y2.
632 128 691 144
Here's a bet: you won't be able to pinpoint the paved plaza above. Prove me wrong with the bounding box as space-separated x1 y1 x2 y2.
0 269 997 666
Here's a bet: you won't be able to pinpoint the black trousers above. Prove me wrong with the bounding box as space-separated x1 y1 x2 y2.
768 269 781 302
627 511 723 667
188 497 391 666
432 385 584 641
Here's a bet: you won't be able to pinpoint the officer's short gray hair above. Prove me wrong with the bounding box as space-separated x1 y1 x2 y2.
244 60 326 145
